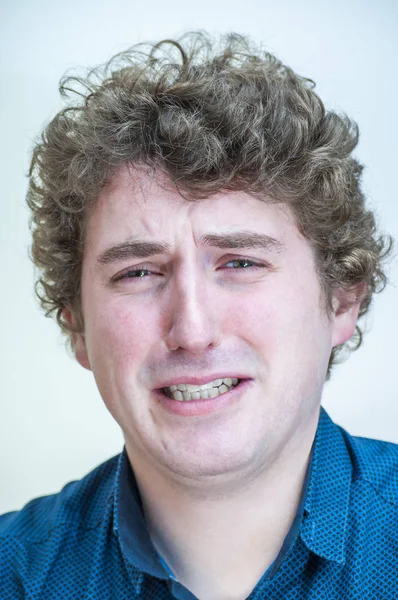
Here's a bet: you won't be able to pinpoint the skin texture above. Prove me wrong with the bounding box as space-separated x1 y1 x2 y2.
65 165 361 599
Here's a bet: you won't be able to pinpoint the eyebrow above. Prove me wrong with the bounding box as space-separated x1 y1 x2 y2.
201 232 284 252
97 241 172 265
96 232 285 266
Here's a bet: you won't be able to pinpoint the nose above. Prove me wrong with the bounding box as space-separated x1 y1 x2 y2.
164 271 221 353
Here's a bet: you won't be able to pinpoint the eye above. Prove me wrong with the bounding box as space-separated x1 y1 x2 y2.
112 267 159 283
124 268 151 278
223 258 266 270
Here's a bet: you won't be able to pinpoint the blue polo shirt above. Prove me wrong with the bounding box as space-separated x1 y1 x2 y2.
1 407 398 599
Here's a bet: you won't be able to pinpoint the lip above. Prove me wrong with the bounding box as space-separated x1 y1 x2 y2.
154 374 251 389
153 378 253 417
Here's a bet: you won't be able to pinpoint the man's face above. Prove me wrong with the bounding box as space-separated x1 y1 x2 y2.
73 166 357 486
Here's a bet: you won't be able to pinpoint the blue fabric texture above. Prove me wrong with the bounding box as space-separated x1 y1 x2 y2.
1 406 398 599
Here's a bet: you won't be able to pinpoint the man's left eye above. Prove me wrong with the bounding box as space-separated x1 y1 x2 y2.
224 259 263 269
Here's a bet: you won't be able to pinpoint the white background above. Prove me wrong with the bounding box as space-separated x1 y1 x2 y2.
1 0 397 515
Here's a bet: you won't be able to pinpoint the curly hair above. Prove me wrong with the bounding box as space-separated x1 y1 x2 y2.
27 32 393 379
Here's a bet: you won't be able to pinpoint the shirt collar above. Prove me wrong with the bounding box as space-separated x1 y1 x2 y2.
112 447 170 595
300 406 352 565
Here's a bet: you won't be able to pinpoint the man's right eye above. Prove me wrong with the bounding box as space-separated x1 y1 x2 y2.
112 267 157 282
124 269 152 278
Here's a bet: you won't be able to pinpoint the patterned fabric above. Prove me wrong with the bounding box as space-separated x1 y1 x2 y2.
1 406 398 599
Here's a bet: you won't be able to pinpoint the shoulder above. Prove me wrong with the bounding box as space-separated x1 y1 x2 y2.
0 452 121 543
339 424 398 506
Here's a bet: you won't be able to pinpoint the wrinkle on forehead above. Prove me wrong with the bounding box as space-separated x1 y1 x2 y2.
91 163 304 259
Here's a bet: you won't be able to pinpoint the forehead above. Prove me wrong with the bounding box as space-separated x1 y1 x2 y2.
88 165 301 249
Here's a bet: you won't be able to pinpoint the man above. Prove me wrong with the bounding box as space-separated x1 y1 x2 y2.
0 32 396 599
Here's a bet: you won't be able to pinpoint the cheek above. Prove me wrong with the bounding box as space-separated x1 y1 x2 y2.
84 296 160 374
225 295 279 347
222 283 301 341
226 280 331 365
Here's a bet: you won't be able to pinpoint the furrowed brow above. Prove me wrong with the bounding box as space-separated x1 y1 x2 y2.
200 232 285 252
97 240 172 265
96 232 284 267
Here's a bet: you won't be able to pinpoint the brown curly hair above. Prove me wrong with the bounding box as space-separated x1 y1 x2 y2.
26 32 393 378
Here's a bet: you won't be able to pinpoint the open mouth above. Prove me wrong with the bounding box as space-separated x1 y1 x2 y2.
162 378 242 402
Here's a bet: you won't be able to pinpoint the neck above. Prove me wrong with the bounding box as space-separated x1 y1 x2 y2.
125 415 317 600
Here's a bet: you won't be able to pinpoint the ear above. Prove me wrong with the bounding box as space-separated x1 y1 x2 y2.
62 308 92 371
330 283 366 348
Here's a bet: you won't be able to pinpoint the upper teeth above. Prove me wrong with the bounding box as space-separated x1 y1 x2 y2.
168 378 238 393
163 378 239 402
